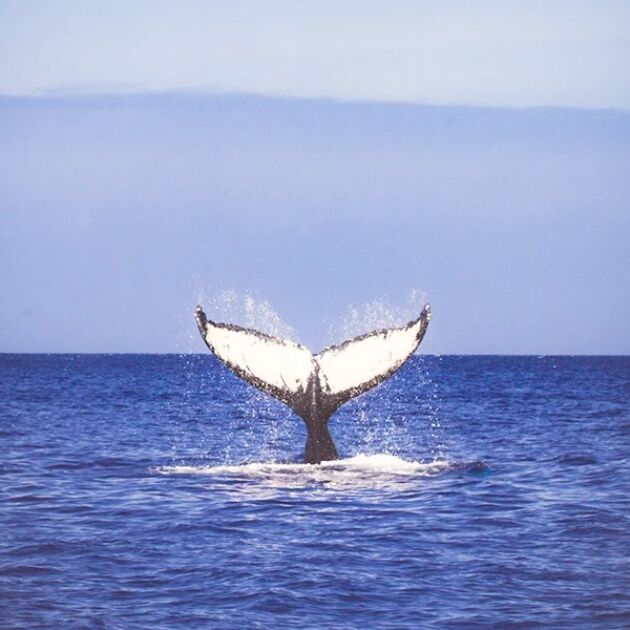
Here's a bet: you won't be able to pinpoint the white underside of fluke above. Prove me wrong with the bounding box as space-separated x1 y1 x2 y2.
200 324 314 394
196 304 430 403
316 319 427 395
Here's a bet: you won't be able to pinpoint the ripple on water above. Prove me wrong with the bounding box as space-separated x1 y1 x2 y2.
1 354 629 629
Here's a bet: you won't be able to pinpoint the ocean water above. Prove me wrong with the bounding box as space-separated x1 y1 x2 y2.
1 354 629 629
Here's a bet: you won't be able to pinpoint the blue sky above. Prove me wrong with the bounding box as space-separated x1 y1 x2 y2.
0 3 629 354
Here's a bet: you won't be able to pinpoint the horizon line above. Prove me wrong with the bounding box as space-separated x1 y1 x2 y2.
1 88 628 116
1 352 628 358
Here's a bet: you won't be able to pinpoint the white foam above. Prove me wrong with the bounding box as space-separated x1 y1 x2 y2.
157 453 453 491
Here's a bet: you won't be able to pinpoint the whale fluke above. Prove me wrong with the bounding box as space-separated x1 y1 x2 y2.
195 304 431 464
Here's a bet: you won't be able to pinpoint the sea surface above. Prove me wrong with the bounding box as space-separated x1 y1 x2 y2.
1 354 629 629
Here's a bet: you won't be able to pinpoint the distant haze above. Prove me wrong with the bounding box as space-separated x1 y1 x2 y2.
1 93 629 354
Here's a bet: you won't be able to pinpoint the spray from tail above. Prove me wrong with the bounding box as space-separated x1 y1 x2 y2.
194 304 431 464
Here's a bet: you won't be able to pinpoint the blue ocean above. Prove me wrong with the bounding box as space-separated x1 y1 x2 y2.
1 354 629 629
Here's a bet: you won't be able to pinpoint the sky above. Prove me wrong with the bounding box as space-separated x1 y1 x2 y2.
0 3 629 354
0 1 629 108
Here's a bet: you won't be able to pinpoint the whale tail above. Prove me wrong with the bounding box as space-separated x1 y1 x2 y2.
194 303 431 463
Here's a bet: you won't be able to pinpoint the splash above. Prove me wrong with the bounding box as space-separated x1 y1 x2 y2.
172 288 301 464
169 292 298 463
322 290 444 459
176 285 300 354
199 289 299 341
326 289 428 346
